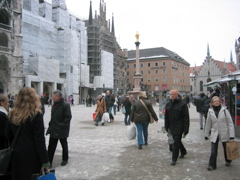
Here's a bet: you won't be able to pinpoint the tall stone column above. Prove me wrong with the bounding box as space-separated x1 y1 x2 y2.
128 33 142 97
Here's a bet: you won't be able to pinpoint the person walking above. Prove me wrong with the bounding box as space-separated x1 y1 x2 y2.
6 87 50 180
0 94 11 180
165 89 190 166
46 90 72 167
122 96 132 125
94 95 107 126
105 90 115 122
113 95 118 115
194 93 206 130
130 91 158 149
204 96 235 171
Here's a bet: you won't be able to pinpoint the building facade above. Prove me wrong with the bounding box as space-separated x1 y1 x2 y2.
85 0 127 96
126 47 190 96
0 0 24 94
21 0 89 102
190 45 236 95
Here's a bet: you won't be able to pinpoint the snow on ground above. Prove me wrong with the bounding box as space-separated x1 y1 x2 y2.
43 103 240 180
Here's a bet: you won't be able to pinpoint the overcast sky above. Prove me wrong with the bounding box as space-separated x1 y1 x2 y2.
65 0 240 67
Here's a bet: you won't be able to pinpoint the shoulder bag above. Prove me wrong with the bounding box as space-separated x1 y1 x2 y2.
140 99 154 124
0 125 21 175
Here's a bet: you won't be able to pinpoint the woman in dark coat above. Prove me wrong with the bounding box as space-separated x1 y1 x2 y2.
94 95 106 126
122 96 132 125
130 91 158 149
7 87 50 180
0 94 11 180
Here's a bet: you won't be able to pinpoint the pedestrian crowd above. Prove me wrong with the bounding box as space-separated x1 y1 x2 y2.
0 87 237 180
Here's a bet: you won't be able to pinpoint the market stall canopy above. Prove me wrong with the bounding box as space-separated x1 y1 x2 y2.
203 77 233 87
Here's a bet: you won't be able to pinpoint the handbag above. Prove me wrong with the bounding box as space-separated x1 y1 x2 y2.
102 112 110 123
32 169 57 180
122 106 126 114
226 141 239 160
0 126 21 175
140 99 154 124
127 123 136 140
93 112 97 121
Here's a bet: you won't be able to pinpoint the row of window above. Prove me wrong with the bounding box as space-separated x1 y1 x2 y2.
127 69 167 75
127 61 166 69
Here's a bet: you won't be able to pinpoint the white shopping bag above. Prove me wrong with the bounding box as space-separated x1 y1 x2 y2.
102 112 110 123
127 123 136 140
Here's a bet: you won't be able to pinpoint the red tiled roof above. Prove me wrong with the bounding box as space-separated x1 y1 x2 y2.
190 66 201 74
214 60 237 73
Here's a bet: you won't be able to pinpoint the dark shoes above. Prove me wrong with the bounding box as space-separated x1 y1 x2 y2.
207 166 216 171
179 152 187 158
171 161 176 166
200 127 203 130
145 142 148 145
95 123 98 126
226 162 231 167
61 160 68 166
138 145 142 150
102 123 105 126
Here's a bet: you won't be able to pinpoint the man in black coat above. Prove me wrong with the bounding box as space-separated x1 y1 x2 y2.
46 90 72 167
105 90 115 122
165 89 190 166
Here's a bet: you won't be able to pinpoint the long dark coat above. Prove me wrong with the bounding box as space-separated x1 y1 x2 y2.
94 99 106 120
165 97 190 136
130 98 158 123
123 100 132 115
0 111 8 149
47 98 72 138
7 112 49 180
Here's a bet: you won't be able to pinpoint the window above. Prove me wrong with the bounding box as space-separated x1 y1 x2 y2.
127 65 129 68
155 85 159 91
155 77 159 82
141 78 143 82
163 77 167 81
141 71 143 75
134 64 136 68
148 70 151 75
155 62 158 67
134 71 136 75
155 70 158 74
148 77 151 82
148 63 151 67
162 61 166 66
127 71 129 75
141 63 143 68
162 69 166 74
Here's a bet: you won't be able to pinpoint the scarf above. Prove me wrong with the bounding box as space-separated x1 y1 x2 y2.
0 106 8 115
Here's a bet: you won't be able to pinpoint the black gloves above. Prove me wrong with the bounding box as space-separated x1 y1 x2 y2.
205 137 208 140
230 137 234 140
184 131 188 136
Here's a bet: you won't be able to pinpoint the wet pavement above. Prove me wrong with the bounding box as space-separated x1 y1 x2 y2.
43 103 240 180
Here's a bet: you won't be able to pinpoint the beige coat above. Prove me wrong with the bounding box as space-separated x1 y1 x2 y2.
205 106 235 143
94 99 106 121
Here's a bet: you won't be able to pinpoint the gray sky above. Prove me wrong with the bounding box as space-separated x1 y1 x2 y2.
65 0 240 67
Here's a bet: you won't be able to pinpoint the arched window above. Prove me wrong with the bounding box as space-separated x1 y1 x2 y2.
0 9 10 26
0 33 8 47
200 81 203 91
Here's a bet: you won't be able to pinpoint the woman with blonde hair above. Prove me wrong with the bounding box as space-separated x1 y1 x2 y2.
130 91 158 149
6 87 50 180
94 95 107 126
205 96 235 171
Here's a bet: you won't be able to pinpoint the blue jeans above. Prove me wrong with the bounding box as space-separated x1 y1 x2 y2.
124 114 130 125
134 122 149 145
113 105 117 115
95 113 102 124
107 106 114 120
